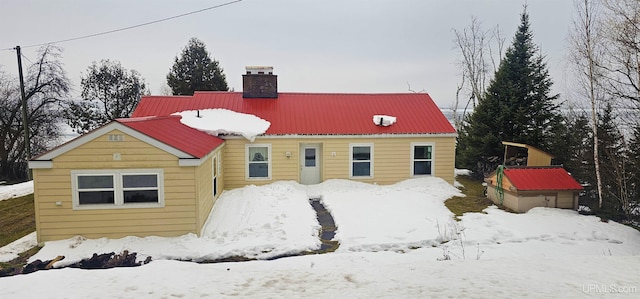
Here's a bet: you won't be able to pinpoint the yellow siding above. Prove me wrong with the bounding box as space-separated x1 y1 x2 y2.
33 129 199 242
222 136 456 189
556 191 577 209
527 148 553 166
487 186 578 212
486 173 515 192
194 147 224 234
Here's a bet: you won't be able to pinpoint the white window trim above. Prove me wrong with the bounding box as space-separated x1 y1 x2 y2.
212 153 220 197
349 143 374 179
71 169 165 210
410 142 435 177
245 144 272 180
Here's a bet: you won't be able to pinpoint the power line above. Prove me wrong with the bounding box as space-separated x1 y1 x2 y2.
1 0 243 51
20 54 33 64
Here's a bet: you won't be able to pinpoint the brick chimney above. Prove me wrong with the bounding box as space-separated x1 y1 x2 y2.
243 66 278 98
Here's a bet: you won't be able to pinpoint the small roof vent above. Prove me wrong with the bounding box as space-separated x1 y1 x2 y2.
373 115 397 127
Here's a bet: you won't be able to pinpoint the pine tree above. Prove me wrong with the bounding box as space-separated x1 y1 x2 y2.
592 104 631 220
548 111 592 182
456 7 562 176
627 124 640 220
166 38 228 95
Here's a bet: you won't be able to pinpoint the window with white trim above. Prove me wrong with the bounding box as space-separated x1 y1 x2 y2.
350 144 373 178
246 144 271 179
412 144 433 176
77 174 115 205
72 169 164 209
212 154 219 196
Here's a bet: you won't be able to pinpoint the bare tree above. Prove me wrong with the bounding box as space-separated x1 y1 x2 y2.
569 0 606 208
0 46 70 180
451 17 505 130
599 0 640 112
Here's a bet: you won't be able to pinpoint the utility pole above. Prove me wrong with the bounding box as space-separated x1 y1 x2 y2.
15 46 32 180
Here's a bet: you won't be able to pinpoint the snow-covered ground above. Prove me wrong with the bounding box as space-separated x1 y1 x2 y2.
1 177 639 298
0 181 33 202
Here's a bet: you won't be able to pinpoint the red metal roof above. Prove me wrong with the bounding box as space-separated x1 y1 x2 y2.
132 92 456 135
504 167 583 191
117 116 224 158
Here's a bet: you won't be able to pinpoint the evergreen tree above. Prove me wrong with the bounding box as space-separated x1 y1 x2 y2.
548 111 592 182
627 124 640 219
591 104 632 220
166 37 228 95
456 7 562 176
65 60 149 134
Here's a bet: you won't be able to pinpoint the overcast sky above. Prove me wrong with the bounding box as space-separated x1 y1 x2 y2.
0 0 575 107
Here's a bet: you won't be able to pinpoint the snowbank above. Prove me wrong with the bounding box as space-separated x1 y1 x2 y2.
3 177 640 297
0 181 33 202
0 232 37 262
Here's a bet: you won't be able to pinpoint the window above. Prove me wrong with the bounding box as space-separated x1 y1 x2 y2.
412 144 433 176
77 175 115 205
122 174 159 203
72 169 164 209
246 144 271 179
212 154 220 196
350 144 373 178
305 148 316 167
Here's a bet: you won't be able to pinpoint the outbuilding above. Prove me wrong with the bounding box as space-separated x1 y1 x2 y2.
485 166 583 213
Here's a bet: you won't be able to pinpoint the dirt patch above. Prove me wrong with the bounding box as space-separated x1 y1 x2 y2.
1 250 151 277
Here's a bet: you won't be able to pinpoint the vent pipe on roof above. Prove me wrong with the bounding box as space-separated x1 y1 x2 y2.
243 66 278 99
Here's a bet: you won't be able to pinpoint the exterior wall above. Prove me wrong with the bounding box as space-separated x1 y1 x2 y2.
555 191 577 209
486 173 515 192
33 129 199 242
222 135 456 189
194 147 224 234
486 185 520 211
516 192 556 212
527 148 553 166
486 185 578 213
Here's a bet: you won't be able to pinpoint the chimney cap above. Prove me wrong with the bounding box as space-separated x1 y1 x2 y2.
245 66 274 75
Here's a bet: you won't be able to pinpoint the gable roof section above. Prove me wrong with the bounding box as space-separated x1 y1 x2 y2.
504 167 583 191
116 116 224 158
32 116 223 163
132 92 456 135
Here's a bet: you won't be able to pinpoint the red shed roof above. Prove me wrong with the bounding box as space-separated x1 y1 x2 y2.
132 92 456 135
117 116 224 158
504 167 583 191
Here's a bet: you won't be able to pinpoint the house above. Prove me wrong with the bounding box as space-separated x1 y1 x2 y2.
485 166 583 212
485 142 583 212
133 66 457 189
29 66 457 242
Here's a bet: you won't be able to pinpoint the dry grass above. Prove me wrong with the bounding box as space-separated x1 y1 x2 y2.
0 194 36 247
445 175 493 219
0 194 40 277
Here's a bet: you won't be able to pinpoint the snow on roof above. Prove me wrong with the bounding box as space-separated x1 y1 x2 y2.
372 115 396 126
174 109 271 142
117 116 224 158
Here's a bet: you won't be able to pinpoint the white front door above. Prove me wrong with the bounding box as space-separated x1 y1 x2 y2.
300 144 321 185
